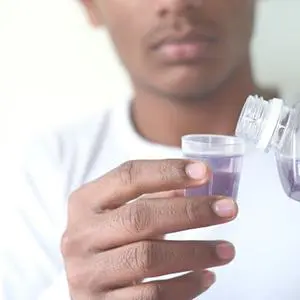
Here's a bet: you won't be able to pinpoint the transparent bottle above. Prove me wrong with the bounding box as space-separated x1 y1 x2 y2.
235 95 300 202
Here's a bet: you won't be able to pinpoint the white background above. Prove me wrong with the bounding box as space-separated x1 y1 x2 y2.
0 0 300 147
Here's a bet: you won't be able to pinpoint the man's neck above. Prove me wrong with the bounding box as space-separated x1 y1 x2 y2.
131 62 271 147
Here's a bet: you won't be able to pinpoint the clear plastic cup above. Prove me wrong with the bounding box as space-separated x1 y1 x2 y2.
182 134 245 200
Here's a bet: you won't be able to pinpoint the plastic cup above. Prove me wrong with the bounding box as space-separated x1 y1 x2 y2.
182 134 245 200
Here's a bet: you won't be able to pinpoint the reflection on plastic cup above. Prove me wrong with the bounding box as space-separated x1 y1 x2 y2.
182 135 245 200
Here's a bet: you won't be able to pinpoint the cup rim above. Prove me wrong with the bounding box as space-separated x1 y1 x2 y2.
182 134 244 147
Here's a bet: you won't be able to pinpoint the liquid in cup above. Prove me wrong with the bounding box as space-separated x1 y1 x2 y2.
182 135 245 200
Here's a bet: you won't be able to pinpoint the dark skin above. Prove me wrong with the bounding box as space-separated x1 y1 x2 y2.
82 0 261 146
62 0 267 299
63 161 237 299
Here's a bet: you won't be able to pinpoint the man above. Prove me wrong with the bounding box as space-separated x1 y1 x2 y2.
3 0 300 299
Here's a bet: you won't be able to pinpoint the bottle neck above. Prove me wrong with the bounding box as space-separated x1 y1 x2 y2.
235 95 294 152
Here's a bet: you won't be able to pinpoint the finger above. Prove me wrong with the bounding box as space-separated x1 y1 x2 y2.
103 270 216 300
73 196 237 251
139 190 185 241
82 240 234 290
138 189 185 200
70 159 210 212
137 190 185 241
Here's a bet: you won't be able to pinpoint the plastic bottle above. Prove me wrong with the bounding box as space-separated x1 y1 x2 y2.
235 95 300 201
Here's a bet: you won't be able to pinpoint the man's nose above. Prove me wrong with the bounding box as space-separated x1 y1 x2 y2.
154 0 203 18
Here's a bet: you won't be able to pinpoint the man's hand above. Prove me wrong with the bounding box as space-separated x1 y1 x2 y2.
61 159 238 299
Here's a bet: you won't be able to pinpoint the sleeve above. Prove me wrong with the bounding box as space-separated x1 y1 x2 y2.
1 137 72 300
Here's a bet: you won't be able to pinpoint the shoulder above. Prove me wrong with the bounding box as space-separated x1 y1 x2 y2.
4 108 114 205
24 108 112 166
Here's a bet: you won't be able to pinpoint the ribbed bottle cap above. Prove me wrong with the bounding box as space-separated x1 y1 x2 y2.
236 95 283 150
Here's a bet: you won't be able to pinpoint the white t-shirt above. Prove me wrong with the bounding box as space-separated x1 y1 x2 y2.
2 100 300 300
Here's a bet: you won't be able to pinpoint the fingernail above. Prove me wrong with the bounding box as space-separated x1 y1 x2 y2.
202 270 216 289
185 162 207 180
212 198 236 218
215 242 235 260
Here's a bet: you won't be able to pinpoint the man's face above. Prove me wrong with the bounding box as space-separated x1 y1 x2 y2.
84 0 256 100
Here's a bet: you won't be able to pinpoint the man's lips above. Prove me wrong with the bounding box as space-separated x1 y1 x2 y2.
151 32 217 62
157 40 211 61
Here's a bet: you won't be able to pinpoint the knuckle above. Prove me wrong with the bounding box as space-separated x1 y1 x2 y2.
118 160 139 187
159 159 187 183
183 200 199 224
66 264 86 290
66 269 83 290
60 229 85 258
66 262 100 293
123 241 156 274
122 201 152 234
68 190 77 203
67 187 88 218
137 241 157 273
60 230 72 257
68 187 83 207
137 284 161 300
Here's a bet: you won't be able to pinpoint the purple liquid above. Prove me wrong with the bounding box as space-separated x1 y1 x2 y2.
277 157 300 201
185 155 243 200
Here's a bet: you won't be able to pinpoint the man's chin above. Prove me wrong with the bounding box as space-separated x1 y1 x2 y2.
154 69 217 100
135 67 223 102
148 84 213 103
